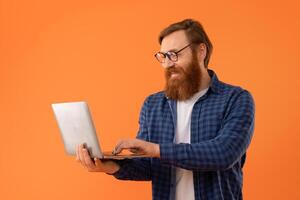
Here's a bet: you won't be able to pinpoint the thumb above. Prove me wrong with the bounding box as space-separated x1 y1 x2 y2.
129 148 140 154
94 158 102 166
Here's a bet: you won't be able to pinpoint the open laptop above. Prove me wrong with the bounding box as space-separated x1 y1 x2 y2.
51 101 146 160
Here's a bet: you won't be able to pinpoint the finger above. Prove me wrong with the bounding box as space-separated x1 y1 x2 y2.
114 142 126 154
83 148 95 169
113 140 124 154
129 148 141 154
114 140 135 154
94 158 102 167
75 144 80 162
78 144 88 168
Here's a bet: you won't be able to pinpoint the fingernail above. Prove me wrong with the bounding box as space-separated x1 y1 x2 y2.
114 149 118 155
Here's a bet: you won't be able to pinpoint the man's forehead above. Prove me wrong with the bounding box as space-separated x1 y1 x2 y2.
160 30 189 53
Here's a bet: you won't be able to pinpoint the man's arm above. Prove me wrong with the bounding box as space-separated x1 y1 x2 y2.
76 97 152 180
114 90 255 171
110 97 152 181
75 143 152 180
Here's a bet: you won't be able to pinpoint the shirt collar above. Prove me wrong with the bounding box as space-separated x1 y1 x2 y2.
207 69 223 94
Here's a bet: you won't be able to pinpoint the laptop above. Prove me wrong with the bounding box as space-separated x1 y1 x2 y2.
51 101 146 160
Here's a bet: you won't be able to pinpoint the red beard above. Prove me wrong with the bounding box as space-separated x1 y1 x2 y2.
164 54 202 101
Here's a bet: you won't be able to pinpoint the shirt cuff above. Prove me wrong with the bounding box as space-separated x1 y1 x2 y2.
159 143 176 164
106 159 126 177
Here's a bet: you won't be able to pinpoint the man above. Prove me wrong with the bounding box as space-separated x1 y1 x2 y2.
76 19 255 200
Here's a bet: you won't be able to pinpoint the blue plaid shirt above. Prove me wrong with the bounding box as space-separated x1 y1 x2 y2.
113 69 255 200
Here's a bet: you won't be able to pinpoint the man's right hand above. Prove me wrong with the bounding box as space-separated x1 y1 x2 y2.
76 144 120 174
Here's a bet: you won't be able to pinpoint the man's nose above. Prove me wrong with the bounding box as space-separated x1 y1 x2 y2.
162 57 175 68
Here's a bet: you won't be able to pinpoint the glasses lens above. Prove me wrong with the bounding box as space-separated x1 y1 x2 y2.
166 52 178 62
155 52 166 63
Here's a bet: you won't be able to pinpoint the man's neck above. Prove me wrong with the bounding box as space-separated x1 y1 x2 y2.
199 68 211 91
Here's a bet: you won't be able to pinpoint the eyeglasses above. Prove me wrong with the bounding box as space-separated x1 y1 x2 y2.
154 43 192 63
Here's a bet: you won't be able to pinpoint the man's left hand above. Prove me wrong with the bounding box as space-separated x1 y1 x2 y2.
113 139 160 158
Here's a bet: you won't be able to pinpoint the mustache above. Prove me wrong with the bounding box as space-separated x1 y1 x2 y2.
165 67 184 76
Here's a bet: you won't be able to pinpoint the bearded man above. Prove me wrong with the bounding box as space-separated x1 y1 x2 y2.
76 19 255 200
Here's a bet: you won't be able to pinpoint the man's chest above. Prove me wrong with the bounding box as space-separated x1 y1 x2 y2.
147 99 226 143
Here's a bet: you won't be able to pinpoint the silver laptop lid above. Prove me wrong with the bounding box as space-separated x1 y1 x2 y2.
51 101 103 158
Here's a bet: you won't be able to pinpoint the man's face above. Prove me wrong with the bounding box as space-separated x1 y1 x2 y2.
160 30 202 101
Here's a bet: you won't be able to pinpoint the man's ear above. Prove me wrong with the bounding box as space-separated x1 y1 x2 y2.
197 43 207 60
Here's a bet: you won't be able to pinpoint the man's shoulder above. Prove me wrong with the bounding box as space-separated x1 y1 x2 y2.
144 91 166 103
209 69 251 97
215 80 254 108
138 91 166 111
218 80 244 94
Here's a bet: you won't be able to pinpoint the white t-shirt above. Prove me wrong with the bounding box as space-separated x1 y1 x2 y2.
175 88 209 200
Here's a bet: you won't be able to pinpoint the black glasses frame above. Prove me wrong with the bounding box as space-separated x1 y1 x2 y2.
154 43 192 63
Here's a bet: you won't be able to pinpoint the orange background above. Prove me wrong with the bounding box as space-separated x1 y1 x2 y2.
1 0 299 199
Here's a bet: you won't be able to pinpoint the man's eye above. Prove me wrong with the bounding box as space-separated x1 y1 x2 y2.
167 52 177 59
167 52 176 56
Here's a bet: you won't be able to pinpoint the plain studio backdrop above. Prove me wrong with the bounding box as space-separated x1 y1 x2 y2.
1 0 299 199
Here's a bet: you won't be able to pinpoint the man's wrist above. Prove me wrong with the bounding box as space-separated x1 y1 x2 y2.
106 162 120 174
154 144 160 158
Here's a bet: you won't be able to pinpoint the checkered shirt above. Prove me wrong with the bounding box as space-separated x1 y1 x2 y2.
113 69 255 200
